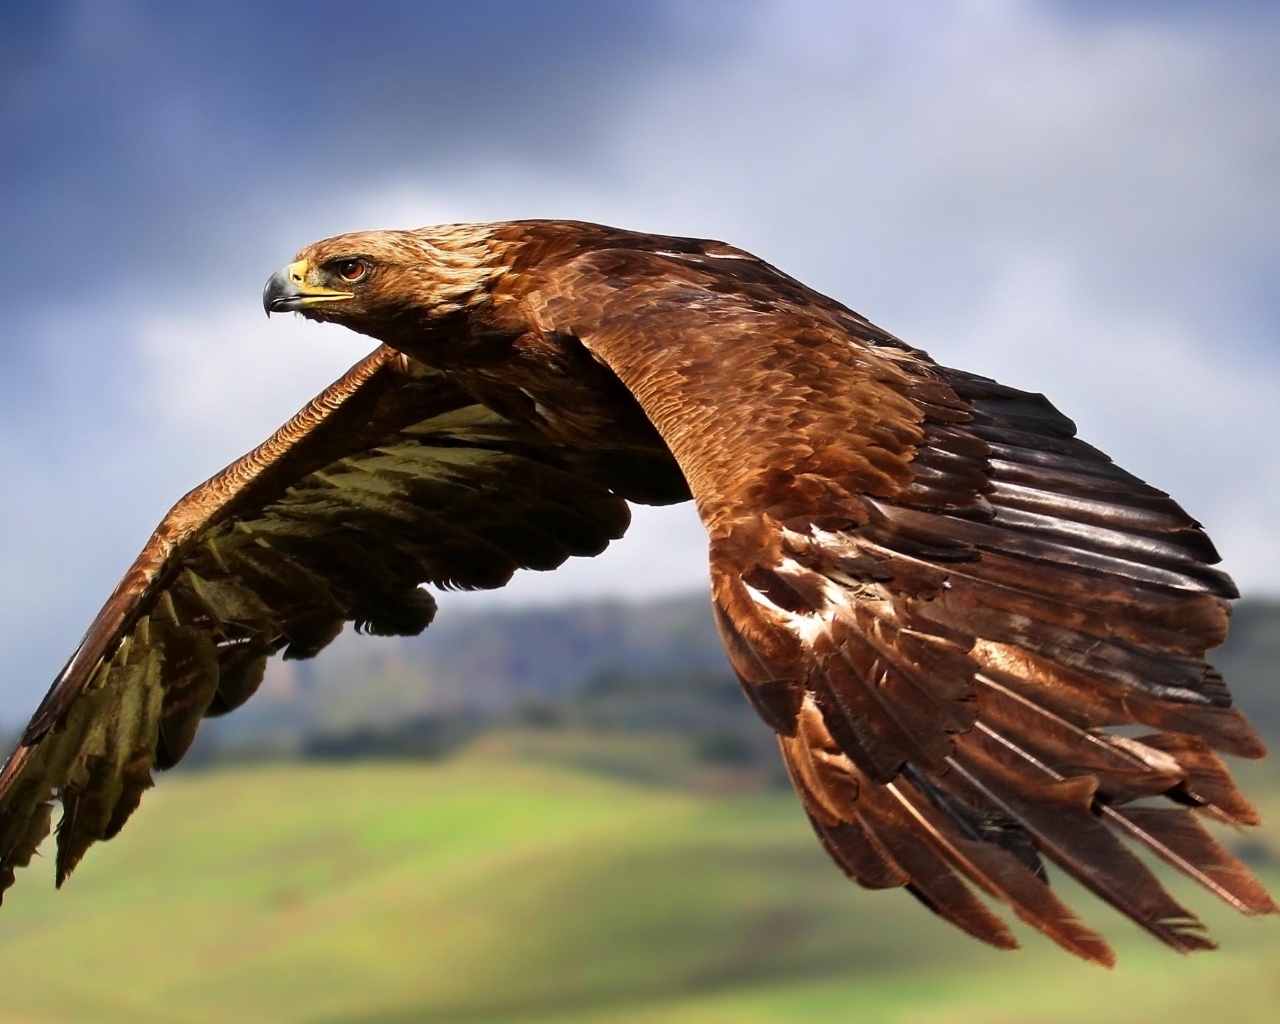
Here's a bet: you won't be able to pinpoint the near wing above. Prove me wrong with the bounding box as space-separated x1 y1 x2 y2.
0 345 631 897
534 241 1276 965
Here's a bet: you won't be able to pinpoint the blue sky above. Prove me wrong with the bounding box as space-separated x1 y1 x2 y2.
1 0 1278 717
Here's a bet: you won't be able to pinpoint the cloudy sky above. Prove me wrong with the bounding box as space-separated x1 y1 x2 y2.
1 0 1277 717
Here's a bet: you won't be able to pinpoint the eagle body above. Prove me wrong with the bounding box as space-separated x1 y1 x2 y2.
0 219 1273 967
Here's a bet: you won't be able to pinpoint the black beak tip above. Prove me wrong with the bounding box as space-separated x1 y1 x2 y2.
262 269 290 317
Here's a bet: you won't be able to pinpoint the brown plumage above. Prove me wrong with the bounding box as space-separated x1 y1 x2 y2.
0 219 1272 965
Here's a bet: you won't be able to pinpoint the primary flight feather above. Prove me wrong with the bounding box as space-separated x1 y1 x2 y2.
0 219 1272 965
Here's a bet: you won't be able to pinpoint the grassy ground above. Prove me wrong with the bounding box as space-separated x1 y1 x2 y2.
0 757 1274 1024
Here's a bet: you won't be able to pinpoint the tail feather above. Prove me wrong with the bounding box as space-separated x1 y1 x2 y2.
863 784 1021 951
807 814 910 890
1135 732 1262 825
974 673 1185 803
948 730 1217 954
886 778 1115 965
1105 805 1278 916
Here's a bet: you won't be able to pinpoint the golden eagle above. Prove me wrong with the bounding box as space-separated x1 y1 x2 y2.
0 220 1272 964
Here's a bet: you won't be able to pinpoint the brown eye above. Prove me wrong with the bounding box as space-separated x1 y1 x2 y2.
336 259 366 282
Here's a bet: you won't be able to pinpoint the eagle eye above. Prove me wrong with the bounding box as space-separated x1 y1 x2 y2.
334 258 367 282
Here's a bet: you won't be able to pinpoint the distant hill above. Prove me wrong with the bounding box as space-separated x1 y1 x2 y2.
259 591 726 724
1212 598 1280 739
193 593 1280 777
193 592 752 773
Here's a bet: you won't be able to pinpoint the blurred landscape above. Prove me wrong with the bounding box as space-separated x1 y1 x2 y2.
188 593 1280 782
0 592 1275 1023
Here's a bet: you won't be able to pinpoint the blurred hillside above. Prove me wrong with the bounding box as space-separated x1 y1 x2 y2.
193 594 1280 779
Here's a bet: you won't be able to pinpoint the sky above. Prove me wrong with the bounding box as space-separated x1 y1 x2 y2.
0 0 1277 717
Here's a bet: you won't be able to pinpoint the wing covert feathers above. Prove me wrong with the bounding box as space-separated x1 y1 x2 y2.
0 346 633 899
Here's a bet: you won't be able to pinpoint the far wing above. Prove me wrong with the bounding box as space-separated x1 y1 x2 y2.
0 346 630 897
530 243 1275 964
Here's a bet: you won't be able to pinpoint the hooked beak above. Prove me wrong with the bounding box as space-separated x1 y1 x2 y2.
262 259 354 316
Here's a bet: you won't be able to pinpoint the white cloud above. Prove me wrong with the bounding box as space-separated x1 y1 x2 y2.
136 304 373 459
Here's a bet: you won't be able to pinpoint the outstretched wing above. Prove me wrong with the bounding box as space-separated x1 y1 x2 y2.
529 240 1275 965
0 345 632 898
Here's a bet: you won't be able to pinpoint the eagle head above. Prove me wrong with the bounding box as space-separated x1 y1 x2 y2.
262 225 508 333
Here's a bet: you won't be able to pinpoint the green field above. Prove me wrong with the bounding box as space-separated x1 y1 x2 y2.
0 756 1275 1024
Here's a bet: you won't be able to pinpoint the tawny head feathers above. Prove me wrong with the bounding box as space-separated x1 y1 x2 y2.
264 223 515 333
